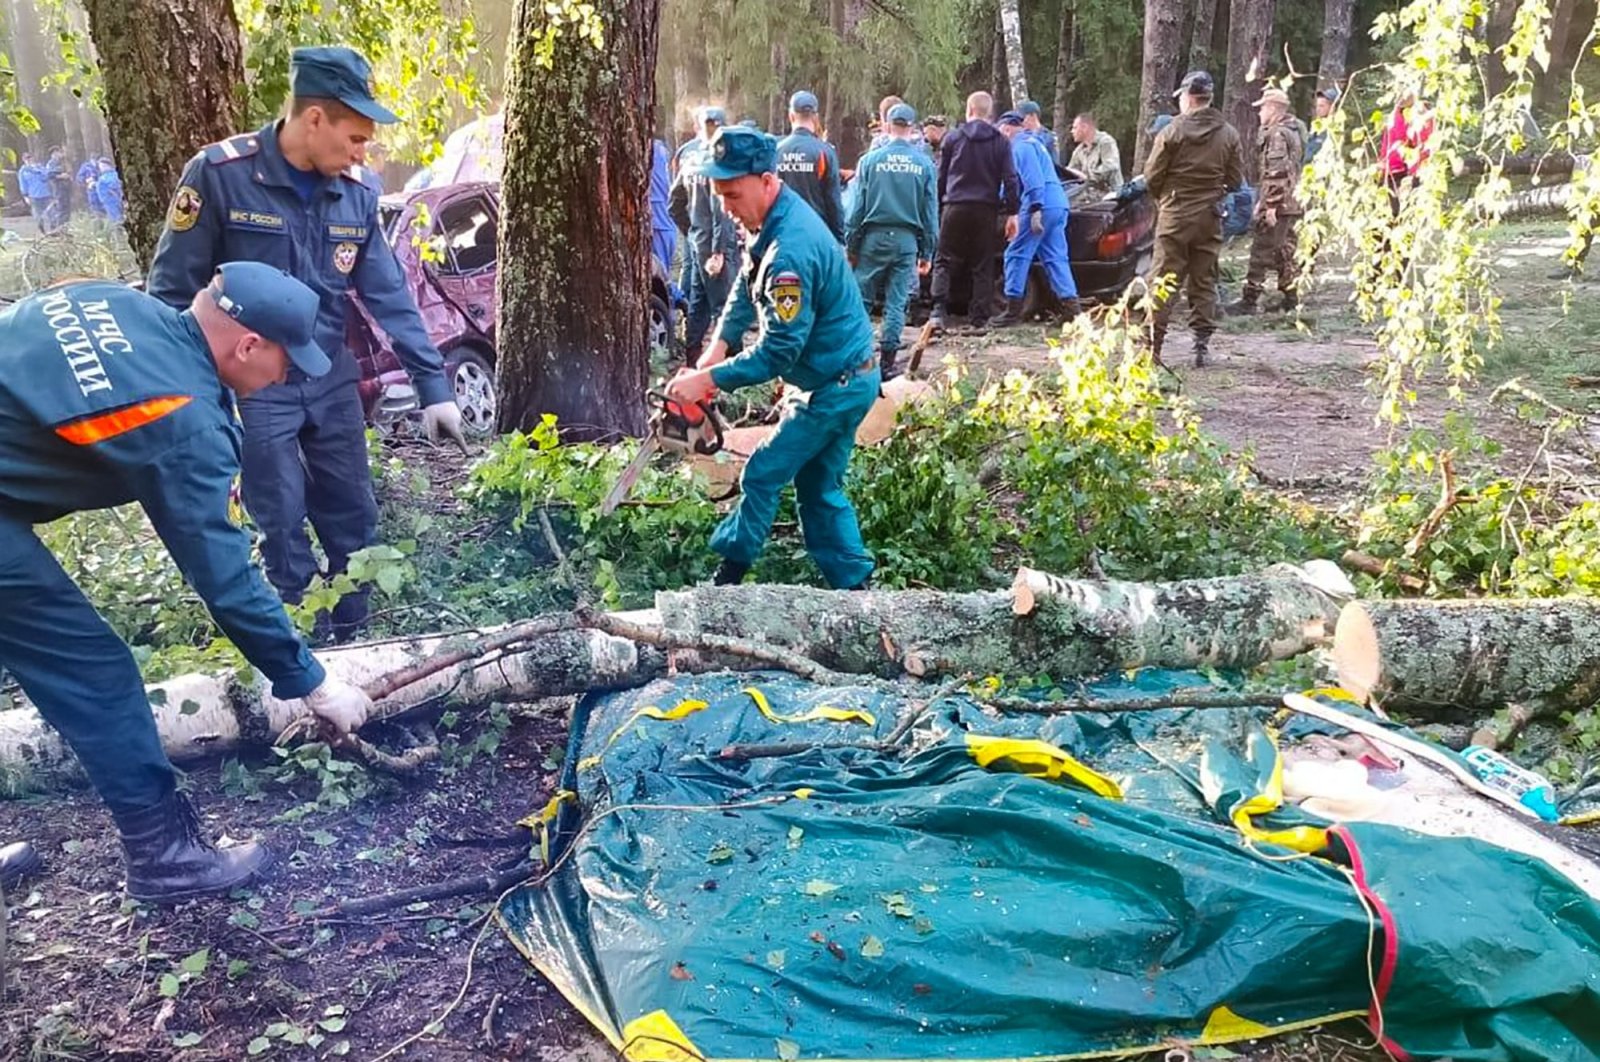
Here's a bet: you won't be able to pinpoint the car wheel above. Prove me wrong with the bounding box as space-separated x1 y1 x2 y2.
649 292 678 356
446 348 497 438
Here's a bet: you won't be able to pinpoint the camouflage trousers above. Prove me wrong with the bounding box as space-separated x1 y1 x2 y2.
1242 212 1300 297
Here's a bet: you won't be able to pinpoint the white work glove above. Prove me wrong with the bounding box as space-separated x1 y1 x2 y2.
1030 211 1045 236
422 400 469 454
303 677 373 735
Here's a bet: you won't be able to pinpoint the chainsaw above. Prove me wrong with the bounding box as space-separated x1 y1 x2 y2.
598 389 727 515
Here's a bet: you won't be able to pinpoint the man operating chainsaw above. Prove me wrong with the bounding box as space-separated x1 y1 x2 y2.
666 126 879 590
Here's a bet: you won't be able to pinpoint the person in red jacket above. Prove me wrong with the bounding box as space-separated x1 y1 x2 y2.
1380 94 1433 215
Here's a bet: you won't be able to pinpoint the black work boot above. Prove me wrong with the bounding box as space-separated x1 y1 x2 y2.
1225 289 1261 316
114 791 269 904
988 297 1026 328
0 840 42 890
880 349 901 382
927 305 948 333
1057 297 1082 324
1274 290 1299 313
712 558 750 586
1192 333 1212 367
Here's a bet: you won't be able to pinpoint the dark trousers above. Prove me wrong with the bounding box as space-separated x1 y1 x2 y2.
684 246 734 353
238 379 377 636
1150 213 1224 341
0 512 174 813
931 202 999 323
1242 213 1301 297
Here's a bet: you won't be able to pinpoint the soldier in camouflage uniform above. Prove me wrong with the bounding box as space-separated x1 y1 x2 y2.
1228 88 1304 315
1143 70 1243 366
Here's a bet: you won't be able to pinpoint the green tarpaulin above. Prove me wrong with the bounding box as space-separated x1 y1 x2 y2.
499 671 1600 1062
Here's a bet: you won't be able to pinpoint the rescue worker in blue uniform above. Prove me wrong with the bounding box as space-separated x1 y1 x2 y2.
668 128 879 590
845 102 938 379
1018 101 1059 165
992 111 1081 326
18 152 52 228
96 158 124 225
0 263 376 902
650 138 679 298
775 90 845 242
147 46 466 643
672 107 742 355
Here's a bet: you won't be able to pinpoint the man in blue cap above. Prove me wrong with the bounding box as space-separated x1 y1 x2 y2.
147 46 466 644
992 111 1081 326
0 262 376 903
666 126 878 590
671 105 741 356
845 101 938 377
775 90 845 242
1018 100 1058 165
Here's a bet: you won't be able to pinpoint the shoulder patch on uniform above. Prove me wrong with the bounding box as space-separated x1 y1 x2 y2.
201 134 260 165
768 269 803 323
168 185 203 232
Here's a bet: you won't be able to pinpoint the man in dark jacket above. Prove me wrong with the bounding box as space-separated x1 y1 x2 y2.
1143 70 1243 366
929 92 1020 332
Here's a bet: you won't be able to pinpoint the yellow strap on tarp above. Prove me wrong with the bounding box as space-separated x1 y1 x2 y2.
579 699 712 771
965 734 1124 800
621 1009 705 1062
1231 730 1330 855
518 789 576 865
742 686 877 727
1200 1004 1275 1042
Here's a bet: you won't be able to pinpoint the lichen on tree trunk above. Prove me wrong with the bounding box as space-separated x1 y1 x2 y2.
81 0 246 267
1334 598 1600 719
1135 0 1186 172
496 0 662 442
657 566 1345 680
1221 0 1274 183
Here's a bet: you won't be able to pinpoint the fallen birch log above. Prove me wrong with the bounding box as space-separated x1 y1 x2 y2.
0 627 662 785
1 563 1349 784
1333 597 1600 717
656 561 1352 679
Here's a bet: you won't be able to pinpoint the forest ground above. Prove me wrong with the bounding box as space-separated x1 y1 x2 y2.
2 222 1595 1062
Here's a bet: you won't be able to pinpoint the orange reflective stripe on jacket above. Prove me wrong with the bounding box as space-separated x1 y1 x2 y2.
54 395 193 445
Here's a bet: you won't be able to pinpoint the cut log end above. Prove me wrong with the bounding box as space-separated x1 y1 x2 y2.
1011 568 1040 616
1332 600 1381 706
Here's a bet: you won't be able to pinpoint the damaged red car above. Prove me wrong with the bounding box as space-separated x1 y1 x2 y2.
349 180 681 437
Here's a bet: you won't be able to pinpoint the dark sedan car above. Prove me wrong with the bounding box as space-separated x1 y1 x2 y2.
349 181 681 437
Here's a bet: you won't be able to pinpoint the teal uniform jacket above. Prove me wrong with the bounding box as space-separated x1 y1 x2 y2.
0 281 324 700
775 128 845 242
844 139 939 358
843 139 939 260
708 184 878 589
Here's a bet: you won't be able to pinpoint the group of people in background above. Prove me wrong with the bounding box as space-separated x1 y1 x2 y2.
658 88 1136 378
14 145 122 231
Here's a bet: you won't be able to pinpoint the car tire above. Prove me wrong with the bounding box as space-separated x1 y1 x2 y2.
444 348 497 438
649 292 679 357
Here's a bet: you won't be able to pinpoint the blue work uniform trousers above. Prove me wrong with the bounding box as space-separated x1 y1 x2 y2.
653 227 682 302
710 367 879 589
1003 207 1078 301
853 227 918 355
0 512 175 813
684 246 734 353
238 377 377 632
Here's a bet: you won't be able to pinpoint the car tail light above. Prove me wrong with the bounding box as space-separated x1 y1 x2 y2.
1098 230 1128 258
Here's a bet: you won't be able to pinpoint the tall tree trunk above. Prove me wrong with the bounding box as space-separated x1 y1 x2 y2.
82 0 245 267
1483 0 1519 99
1134 0 1186 172
998 0 1029 105
1189 0 1220 74
1537 0 1587 110
1052 0 1075 135
1317 0 1354 87
991 6 1011 112
769 40 787 135
497 0 659 441
1222 0 1274 183
9 0 60 151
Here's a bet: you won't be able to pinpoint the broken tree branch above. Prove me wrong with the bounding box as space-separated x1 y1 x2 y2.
1341 549 1427 592
1403 451 1459 558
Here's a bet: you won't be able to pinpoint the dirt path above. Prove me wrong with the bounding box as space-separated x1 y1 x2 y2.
934 284 1562 509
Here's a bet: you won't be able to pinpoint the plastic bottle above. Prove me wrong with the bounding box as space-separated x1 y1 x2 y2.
1462 746 1560 822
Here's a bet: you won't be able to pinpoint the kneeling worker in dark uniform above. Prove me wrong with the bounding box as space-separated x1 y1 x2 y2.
0 263 374 903
667 127 879 591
